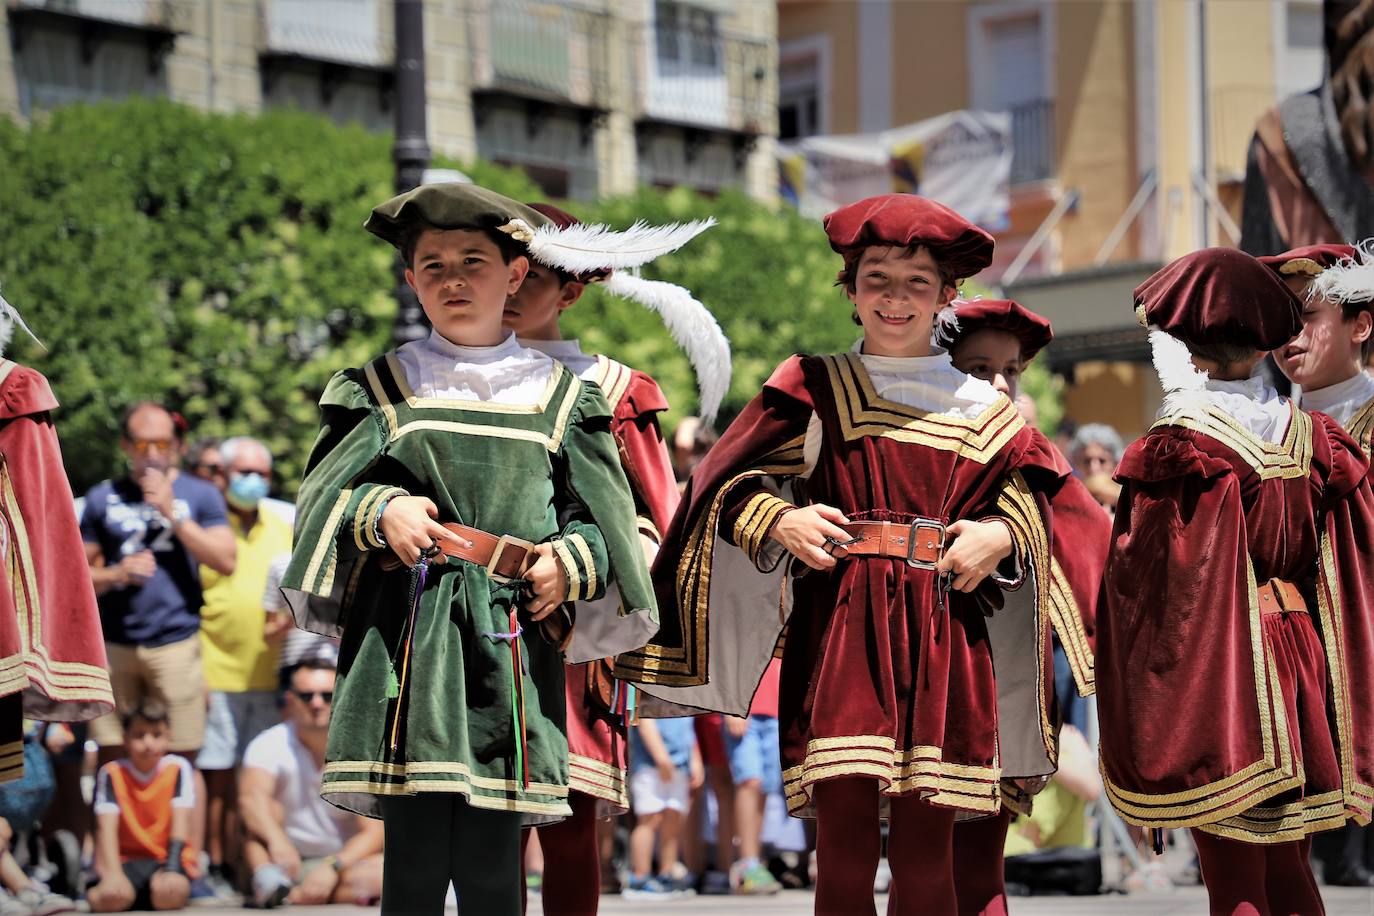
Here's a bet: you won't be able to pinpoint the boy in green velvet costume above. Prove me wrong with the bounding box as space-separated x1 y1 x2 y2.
279 184 696 914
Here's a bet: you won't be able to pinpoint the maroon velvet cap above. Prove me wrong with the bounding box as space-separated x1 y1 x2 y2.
1258 243 1356 278
823 194 995 282
946 299 1054 361
1133 248 1303 351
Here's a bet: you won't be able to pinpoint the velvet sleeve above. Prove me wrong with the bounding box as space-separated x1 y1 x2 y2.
612 372 681 544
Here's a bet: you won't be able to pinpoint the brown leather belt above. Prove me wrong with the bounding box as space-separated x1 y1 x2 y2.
1258 578 1307 617
379 522 535 579
826 518 946 568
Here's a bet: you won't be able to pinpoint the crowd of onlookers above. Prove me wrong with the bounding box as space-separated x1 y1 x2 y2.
0 397 1356 913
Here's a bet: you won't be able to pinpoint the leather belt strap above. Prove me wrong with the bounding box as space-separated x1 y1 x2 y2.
1257 578 1307 616
379 522 535 579
829 518 945 567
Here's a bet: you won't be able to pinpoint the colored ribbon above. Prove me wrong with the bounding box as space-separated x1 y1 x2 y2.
386 557 431 756
483 609 529 790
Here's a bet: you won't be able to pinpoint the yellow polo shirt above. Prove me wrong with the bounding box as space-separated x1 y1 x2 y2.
200 508 293 692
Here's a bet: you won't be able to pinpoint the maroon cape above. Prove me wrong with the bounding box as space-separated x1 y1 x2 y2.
1046 462 1111 695
618 353 1067 817
1099 403 1374 842
0 362 113 779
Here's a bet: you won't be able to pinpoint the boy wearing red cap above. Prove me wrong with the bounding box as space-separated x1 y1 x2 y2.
618 195 1068 914
942 299 1111 915
1099 248 1374 914
502 201 726 911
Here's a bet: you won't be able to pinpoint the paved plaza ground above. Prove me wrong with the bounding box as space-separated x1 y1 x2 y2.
206 885 1374 914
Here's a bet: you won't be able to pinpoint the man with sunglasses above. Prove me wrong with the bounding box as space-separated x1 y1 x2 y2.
239 658 383 908
81 402 236 762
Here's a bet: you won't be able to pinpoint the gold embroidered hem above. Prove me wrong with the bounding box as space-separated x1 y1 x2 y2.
321 759 573 824
567 753 629 812
781 737 1002 818
1195 789 1349 843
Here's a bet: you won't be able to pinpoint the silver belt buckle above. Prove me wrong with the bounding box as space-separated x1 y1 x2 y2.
486 533 535 583
905 517 946 569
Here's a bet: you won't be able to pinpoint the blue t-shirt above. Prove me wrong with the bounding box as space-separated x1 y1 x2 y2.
81 474 229 647
629 717 696 772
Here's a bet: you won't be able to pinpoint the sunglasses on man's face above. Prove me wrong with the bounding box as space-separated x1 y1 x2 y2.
127 438 176 456
291 689 334 704
193 462 225 476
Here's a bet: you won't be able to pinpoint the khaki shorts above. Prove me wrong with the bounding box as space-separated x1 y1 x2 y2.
89 636 207 753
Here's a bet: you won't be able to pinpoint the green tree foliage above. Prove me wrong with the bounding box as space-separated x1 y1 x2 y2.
0 100 1057 495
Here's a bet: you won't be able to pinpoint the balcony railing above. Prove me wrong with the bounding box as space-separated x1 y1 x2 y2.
468 0 614 110
635 20 771 134
1010 98 1055 185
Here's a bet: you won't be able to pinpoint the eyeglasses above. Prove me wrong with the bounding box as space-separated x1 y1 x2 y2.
193 462 225 476
127 438 176 455
290 689 334 704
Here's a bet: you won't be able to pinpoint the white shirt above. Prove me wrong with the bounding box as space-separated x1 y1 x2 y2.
519 337 599 380
1299 371 1374 428
1191 374 1293 444
801 340 1002 476
243 722 358 859
392 330 554 405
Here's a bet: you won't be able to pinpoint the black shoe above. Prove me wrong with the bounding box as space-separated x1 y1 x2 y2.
1325 864 1374 887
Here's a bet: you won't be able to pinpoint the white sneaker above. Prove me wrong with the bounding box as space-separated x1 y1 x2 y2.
251 865 293 909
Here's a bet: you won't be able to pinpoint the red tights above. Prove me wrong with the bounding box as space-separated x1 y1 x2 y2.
951 808 1012 915
1191 829 1324 916
522 791 602 916
813 777 957 916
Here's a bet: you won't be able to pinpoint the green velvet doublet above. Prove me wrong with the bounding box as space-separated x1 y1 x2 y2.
281 352 657 823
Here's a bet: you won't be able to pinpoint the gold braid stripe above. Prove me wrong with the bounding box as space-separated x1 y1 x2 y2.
1153 403 1311 480
733 493 794 568
1347 395 1374 455
1047 557 1095 696
551 539 582 603
781 739 1002 816
567 533 597 600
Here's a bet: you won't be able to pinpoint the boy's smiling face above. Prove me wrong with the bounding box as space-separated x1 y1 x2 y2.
1276 276 1373 391
503 264 584 341
405 228 528 347
847 245 955 358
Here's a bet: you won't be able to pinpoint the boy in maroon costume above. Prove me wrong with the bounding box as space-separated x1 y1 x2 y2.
1099 248 1374 915
619 195 1068 915
505 202 722 912
942 298 1111 916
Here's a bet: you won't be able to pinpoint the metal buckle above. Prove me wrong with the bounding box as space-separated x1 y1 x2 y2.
485 534 535 582
905 518 946 569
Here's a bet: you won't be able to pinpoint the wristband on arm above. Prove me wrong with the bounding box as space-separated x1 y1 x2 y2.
162 840 186 875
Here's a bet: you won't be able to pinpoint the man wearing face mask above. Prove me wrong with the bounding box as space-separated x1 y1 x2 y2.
195 436 294 897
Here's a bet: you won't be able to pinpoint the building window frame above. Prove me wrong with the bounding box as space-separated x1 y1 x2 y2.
965 0 1056 112
1271 0 1324 102
778 33 830 141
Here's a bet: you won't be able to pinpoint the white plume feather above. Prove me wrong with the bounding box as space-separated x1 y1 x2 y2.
1310 239 1374 304
932 299 973 347
1148 327 1210 414
528 219 716 275
0 291 44 358
602 272 732 423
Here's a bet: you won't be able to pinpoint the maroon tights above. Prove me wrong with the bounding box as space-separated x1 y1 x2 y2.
1191 829 1324 916
813 777 957 916
522 791 602 916
951 807 1012 915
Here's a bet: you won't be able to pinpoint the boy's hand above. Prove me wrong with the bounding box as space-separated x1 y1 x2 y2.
655 757 680 784
936 519 1014 592
289 863 340 906
523 544 568 620
725 716 749 740
119 550 156 585
379 496 463 567
268 836 303 879
767 504 851 570
688 749 705 790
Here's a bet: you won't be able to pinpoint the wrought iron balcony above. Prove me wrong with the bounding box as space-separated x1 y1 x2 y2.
1010 98 1055 185
634 18 771 135
467 0 615 111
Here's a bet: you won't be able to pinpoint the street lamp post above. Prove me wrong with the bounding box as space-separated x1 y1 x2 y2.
392 0 432 344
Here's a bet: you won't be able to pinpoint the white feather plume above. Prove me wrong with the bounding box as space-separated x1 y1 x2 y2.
1148 327 1210 414
1310 239 1374 304
932 299 972 347
528 219 716 275
602 272 732 423
0 291 44 358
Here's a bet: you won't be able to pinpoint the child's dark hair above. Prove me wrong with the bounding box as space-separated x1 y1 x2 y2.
400 223 528 269
1181 339 1261 373
835 243 959 294
121 698 170 732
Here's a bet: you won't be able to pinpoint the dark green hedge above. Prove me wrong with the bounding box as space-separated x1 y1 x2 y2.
0 99 1051 496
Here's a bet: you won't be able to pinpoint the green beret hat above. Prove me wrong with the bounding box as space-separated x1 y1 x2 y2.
364 183 553 250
